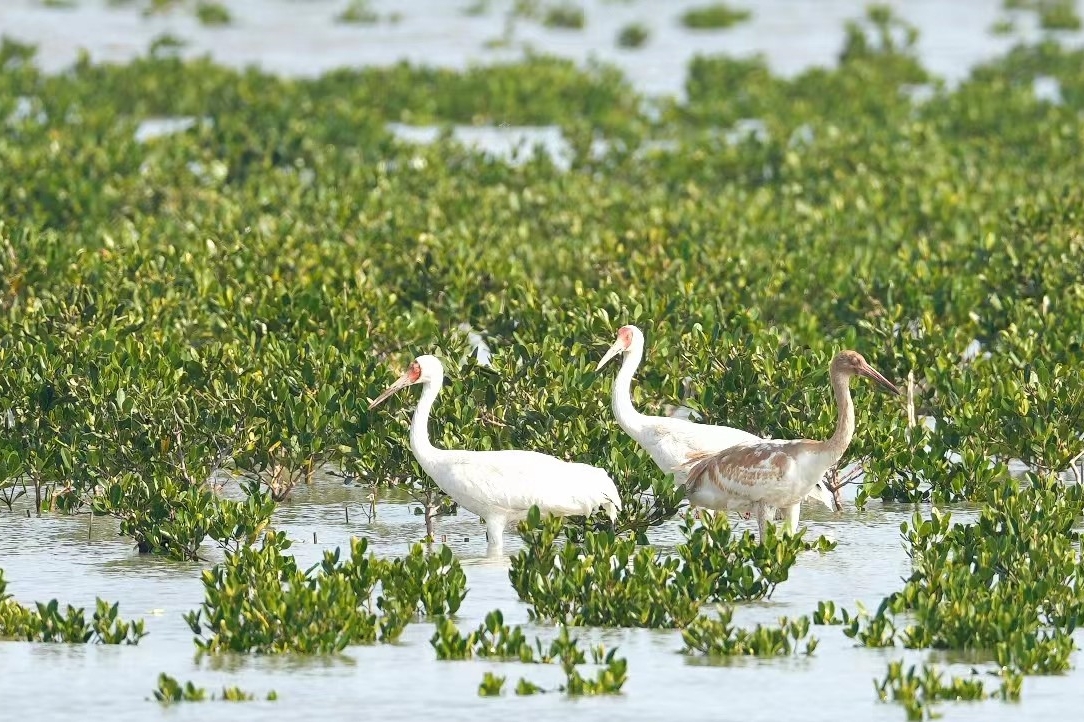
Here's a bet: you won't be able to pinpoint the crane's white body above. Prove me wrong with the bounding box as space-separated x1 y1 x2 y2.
372 355 621 554
596 325 836 513
681 351 900 539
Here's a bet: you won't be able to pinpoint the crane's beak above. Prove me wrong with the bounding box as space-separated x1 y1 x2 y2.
595 342 624 372
368 373 415 410
858 363 901 396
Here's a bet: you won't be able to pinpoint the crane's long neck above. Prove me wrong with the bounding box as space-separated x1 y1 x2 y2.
612 342 647 435
821 370 855 464
409 377 442 462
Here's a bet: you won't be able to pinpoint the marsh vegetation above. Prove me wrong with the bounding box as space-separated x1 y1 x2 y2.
2 1 1084 720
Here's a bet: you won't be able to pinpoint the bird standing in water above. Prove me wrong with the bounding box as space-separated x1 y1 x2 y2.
595 325 837 510
680 350 900 539
370 354 622 554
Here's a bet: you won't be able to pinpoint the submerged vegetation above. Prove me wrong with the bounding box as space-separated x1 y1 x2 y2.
875 660 1021 721
542 3 585 29
433 612 628 696
509 509 833 627
337 0 379 25
1005 0 1083 30
0 569 145 644
616 22 650 49
194 0 230 26
845 475 1084 674
680 3 752 29
1 0 1084 715
184 533 466 653
681 607 817 657
152 673 276 703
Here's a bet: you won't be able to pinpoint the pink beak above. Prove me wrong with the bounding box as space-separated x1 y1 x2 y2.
857 363 901 396
368 373 416 410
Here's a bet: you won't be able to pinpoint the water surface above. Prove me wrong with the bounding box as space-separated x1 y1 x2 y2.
2 483 1079 721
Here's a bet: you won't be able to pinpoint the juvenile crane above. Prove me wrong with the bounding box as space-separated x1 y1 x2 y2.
680 350 900 540
369 354 622 554
596 325 836 510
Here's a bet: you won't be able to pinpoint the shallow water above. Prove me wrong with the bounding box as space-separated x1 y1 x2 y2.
2 0 1083 97
2 481 1082 721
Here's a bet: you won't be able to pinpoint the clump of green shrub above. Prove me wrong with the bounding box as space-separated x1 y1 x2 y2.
195 0 230 25
681 606 818 657
152 673 277 703
508 508 834 628
184 532 467 653
0 569 146 644
432 613 628 696
680 3 750 29
543 3 585 29
616 22 649 48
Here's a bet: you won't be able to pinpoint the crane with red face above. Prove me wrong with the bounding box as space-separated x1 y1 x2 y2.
370 354 622 555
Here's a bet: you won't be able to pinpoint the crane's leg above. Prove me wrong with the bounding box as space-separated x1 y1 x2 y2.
485 515 506 557
754 503 769 542
782 502 801 535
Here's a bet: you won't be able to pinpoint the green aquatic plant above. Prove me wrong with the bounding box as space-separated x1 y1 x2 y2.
543 3 585 29
0 569 146 644
153 674 208 703
680 3 750 29
435 615 627 696
1005 0 1082 30
680 606 818 657
812 600 844 625
508 508 829 627
509 508 699 627
616 22 649 48
337 0 379 24
477 672 506 696
184 532 466 653
431 609 537 661
875 660 1021 720
847 476 1084 676
194 0 230 25
381 543 468 617
152 673 275 704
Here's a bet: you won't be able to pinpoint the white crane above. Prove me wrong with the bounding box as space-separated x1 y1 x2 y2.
596 325 837 511
369 354 622 554
680 350 900 539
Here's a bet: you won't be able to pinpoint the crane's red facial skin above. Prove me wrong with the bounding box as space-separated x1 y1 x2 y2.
368 359 424 410
617 326 634 349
